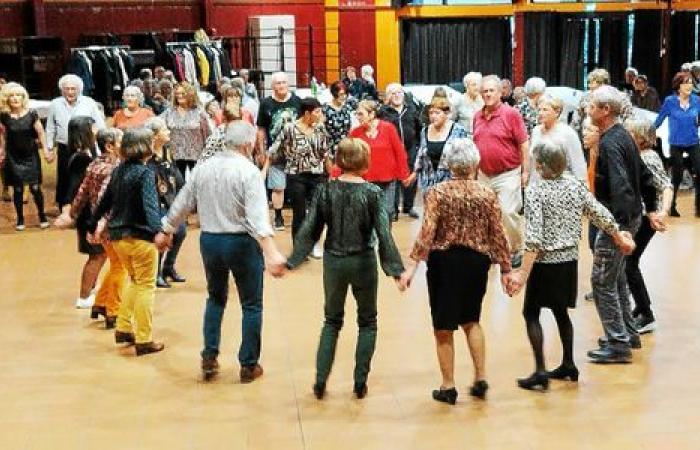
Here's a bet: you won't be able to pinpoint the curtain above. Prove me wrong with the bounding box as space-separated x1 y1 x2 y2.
401 18 512 85
669 11 698 85
559 17 585 89
524 12 560 84
597 14 629 88
632 10 663 92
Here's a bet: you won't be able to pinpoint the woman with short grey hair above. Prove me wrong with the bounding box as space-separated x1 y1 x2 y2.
517 77 546 135
401 138 512 404
508 139 634 391
113 85 154 130
529 94 586 184
452 71 483 135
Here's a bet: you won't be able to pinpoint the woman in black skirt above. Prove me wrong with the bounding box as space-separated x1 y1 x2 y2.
401 138 512 404
508 140 636 391
0 82 54 230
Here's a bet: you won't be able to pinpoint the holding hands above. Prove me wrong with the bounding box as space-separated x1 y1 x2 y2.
613 230 636 255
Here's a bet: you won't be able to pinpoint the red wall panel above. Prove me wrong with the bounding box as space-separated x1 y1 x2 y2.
42 2 201 48
338 9 375 77
0 1 32 37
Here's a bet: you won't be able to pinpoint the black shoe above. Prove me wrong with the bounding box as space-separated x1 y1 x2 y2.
90 305 106 319
469 380 489 399
156 276 172 288
405 209 420 219
636 314 656 334
546 364 579 382
670 206 681 217
587 346 632 364
135 341 165 356
391 212 399 222
162 267 186 283
511 253 523 269
313 382 326 400
274 217 285 231
201 357 219 381
432 387 458 405
104 316 117 330
353 382 368 399
517 372 549 391
598 335 641 349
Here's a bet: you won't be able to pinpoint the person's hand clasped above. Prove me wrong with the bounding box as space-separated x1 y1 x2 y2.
648 212 667 232
614 230 636 255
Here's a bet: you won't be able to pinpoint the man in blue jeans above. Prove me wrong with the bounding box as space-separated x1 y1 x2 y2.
586 86 663 364
163 120 286 381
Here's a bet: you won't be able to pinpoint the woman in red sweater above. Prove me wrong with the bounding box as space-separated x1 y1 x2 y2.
349 100 410 220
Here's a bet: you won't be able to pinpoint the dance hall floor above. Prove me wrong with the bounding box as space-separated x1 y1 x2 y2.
1 195 699 450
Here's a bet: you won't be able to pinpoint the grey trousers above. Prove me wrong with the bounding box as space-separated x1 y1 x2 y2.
591 217 641 348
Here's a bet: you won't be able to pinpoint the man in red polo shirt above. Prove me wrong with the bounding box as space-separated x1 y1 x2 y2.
473 75 530 267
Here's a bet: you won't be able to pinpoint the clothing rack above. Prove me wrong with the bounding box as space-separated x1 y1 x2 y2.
166 40 222 48
71 45 131 52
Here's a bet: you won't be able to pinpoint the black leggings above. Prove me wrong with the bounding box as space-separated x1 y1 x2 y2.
669 144 700 209
14 184 46 225
175 160 196 179
523 306 574 373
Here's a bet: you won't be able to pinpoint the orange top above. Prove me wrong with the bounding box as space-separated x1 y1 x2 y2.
112 107 155 130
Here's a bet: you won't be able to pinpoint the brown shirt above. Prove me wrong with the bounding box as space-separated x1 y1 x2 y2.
410 178 512 273
112 107 154 130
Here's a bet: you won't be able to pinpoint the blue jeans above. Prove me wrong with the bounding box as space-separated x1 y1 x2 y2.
591 217 641 349
200 232 264 366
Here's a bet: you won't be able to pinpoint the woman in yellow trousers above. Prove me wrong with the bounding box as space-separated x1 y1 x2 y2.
89 127 171 356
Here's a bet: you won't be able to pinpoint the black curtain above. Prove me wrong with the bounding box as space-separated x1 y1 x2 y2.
669 11 698 83
524 12 560 84
632 10 663 92
597 14 629 88
401 18 512 84
559 17 585 89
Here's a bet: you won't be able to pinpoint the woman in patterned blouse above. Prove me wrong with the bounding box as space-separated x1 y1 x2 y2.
623 118 672 335
508 140 635 391
269 97 329 241
321 81 356 158
160 81 211 178
407 97 469 192
401 138 511 405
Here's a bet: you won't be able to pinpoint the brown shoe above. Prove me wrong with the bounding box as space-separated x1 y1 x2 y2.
201 357 220 381
240 364 264 383
104 316 117 330
115 330 135 344
135 341 165 356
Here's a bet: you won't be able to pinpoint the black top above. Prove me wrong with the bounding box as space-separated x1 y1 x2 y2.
594 124 657 229
256 94 302 148
287 180 405 276
0 110 41 185
90 161 163 242
425 123 454 171
378 101 422 155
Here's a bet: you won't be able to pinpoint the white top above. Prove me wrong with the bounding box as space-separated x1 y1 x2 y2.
451 94 484 136
163 151 274 238
45 96 105 148
529 122 587 184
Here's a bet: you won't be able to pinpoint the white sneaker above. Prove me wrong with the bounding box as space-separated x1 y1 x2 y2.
75 295 95 309
15 224 25 231
39 221 50 229
311 243 323 259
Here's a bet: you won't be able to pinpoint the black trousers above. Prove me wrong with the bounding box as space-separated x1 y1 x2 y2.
625 215 656 317
393 146 417 213
175 160 196 179
669 144 700 210
286 173 325 241
55 143 71 208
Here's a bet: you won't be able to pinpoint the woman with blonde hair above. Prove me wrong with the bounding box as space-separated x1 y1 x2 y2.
0 82 53 230
160 81 211 177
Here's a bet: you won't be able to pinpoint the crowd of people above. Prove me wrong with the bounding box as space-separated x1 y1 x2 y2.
0 59 697 403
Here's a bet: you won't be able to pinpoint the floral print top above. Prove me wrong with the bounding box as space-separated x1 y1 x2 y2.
160 107 211 161
322 99 356 157
524 175 619 263
640 149 671 212
410 178 511 273
516 99 538 135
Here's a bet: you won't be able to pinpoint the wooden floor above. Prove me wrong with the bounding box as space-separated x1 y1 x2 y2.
0 194 699 450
